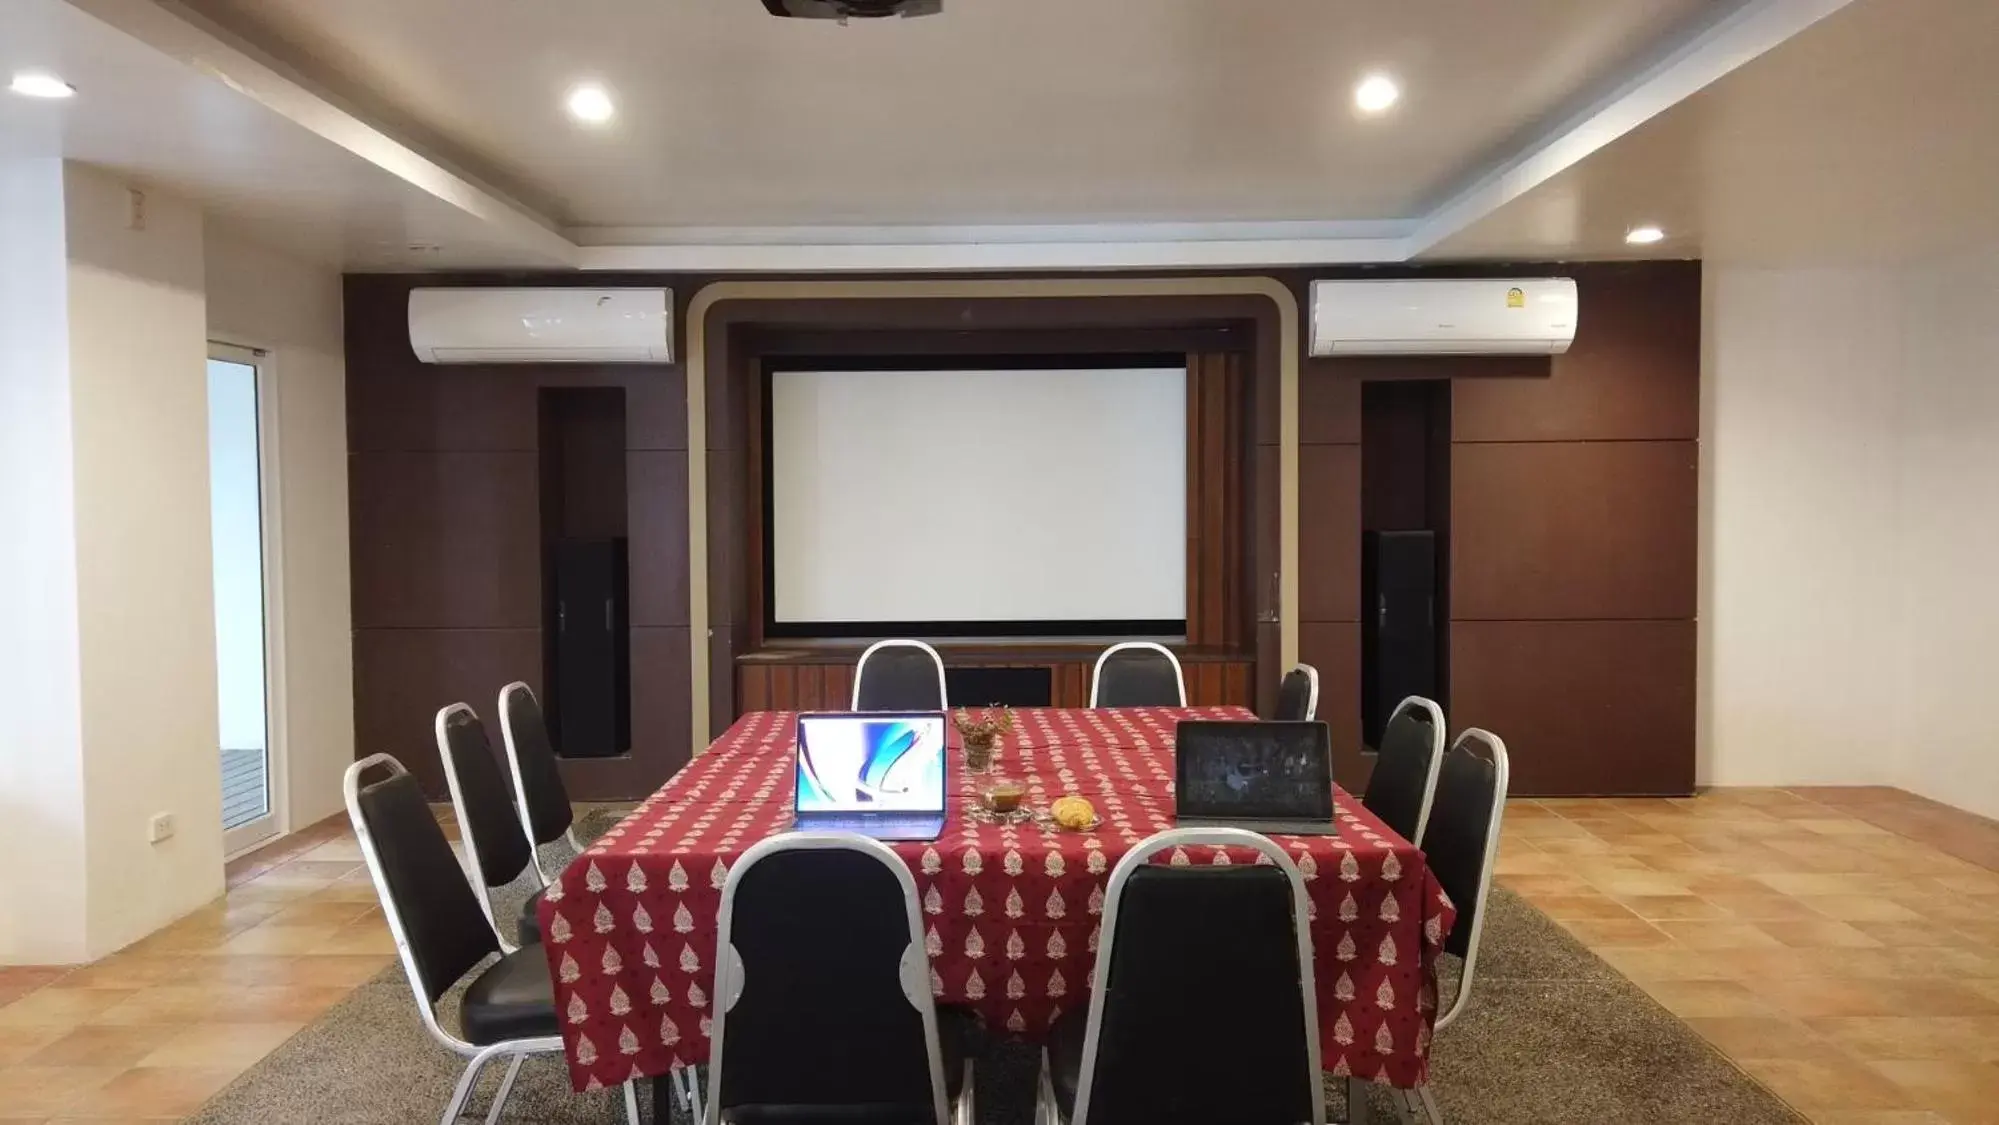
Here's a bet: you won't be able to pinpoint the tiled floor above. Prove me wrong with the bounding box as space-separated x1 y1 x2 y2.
0 823 395 1123
0 788 1996 1123
1503 788 1999 1125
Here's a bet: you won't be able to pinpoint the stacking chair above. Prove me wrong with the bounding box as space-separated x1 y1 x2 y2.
1389 729 1509 1124
1359 695 1447 845
1088 641 1187 708
497 681 592 883
1037 827 1323 1125
1273 663 1320 721
852 639 950 711
704 832 976 1125
345 754 640 1125
435 703 546 951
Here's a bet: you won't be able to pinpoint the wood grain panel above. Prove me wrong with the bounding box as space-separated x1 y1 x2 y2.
1298 443 1361 623
351 627 542 796
1449 620 1695 796
1185 353 1247 648
349 452 541 630
739 665 770 714
1451 441 1697 621
1298 360 1361 445
627 452 691 628
1055 663 1090 708
1298 622 1366 792
1451 263 1700 443
597 625 692 795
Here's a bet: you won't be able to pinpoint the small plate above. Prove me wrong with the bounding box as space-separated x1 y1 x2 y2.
969 805 1034 826
1034 809 1104 833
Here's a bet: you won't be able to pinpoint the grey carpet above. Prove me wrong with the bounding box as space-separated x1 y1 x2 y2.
187 885 1805 1125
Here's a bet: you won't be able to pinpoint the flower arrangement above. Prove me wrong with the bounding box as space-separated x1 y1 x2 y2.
954 705 1015 772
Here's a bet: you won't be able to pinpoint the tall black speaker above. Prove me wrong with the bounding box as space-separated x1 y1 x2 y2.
1361 530 1437 749
548 538 630 759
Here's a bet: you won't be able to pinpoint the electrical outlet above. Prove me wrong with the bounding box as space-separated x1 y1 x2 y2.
126 187 146 231
148 812 175 844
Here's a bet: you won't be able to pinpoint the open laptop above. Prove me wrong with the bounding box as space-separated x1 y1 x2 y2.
791 711 949 841
1174 720 1339 836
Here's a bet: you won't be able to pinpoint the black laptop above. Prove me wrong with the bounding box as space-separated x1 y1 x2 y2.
1174 720 1338 835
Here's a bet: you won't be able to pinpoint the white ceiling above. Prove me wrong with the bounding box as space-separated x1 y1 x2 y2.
12 0 1989 270
0 0 573 268
1436 0 1999 264
169 0 1712 231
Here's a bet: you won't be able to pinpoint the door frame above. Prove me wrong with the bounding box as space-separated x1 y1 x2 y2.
211 339 291 858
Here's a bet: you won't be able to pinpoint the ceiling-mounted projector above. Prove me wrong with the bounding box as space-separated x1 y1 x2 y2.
761 0 940 18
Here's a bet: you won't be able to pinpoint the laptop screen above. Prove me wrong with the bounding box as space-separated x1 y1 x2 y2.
795 712 948 814
1175 720 1335 822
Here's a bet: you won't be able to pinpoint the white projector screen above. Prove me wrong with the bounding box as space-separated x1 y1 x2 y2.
770 366 1187 631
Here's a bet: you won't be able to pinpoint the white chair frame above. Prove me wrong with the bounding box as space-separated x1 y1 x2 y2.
704 831 973 1125
1381 695 1448 846
1382 728 1509 1125
1283 662 1321 721
1087 641 1187 708
851 639 951 712
1036 827 1325 1125
496 680 590 884
345 754 639 1125
435 702 546 954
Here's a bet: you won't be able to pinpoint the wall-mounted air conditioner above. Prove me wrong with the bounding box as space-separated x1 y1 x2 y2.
407 287 673 364
1309 278 1578 356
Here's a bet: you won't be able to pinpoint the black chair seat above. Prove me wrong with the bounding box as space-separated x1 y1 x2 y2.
461 946 559 1046
517 887 545 947
724 1004 977 1123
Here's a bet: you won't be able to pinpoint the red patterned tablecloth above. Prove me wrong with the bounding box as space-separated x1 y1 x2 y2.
540 707 1455 1092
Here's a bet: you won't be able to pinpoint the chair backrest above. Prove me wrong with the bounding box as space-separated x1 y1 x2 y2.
497 681 575 853
1089 641 1187 708
1359 695 1446 844
852 639 949 712
706 833 949 1125
435 704 539 916
345 754 500 1022
1421 728 1509 1031
1273 663 1319 721
1073 828 1323 1125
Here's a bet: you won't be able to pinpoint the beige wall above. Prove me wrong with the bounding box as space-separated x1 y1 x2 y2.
1894 255 1999 820
1702 253 1999 819
0 159 91 962
1700 265 1905 789
203 226 354 831
64 164 227 956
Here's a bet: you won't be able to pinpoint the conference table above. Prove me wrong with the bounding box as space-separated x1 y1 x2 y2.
539 706 1456 1094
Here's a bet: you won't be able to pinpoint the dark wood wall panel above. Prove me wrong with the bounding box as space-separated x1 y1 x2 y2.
1298 622 1365 789
1450 441 1698 622
351 628 541 795
1448 620 1696 796
1451 262 1700 443
345 264 1696 798
1186 353 1247 648
626 453 691 629
1297 442 1361 623
345 275 691 799
1298 360 1361 444
1441 262 1702 795
349 452 541 630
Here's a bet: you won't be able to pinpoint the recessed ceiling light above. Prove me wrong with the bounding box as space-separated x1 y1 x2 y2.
1625 225 1666 245
9 71 76 99
565 83 615 125
1353 73 1400 115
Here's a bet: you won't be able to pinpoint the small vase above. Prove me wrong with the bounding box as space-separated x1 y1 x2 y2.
964 737 996 775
